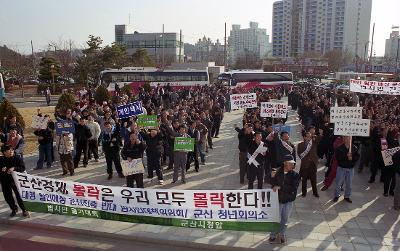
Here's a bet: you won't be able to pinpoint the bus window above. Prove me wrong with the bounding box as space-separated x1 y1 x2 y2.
112 73 127 82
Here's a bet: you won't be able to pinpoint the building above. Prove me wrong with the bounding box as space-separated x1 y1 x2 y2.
193 37 225 65
263 57 329 77
115 25 184 65
385 27 400 61
228 22 271 65
272 0 372 58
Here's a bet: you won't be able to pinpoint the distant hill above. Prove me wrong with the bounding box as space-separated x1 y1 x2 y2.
0 45 21 60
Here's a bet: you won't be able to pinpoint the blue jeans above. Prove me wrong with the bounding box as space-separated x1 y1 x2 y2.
37 143 53 169
198 142 206 163
335 166 354 198
271 201 293 238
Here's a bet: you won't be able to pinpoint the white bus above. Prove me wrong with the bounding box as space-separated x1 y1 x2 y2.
217 71 293 90
0 73 4 99
100 67 209 92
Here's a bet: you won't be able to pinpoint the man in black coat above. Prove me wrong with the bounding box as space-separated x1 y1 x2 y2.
235 123 254 184
247 132 267 189
0 145 30 217
269 154 300 244
73 118 92 168
102 121 123 179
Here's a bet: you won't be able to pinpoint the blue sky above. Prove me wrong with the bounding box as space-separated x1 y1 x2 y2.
0 0 398 56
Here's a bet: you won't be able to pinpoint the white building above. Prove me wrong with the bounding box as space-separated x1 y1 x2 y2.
272 0 372 58
385 27 400 60
228 22 271 64
193 36 225 64
115 25 184 64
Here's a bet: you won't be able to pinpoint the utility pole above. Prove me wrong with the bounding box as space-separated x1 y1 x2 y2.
162 24 165 69
369 23 375 73
224 22 227 71
396 38 400 74
179 29 182 63
363 41 369 73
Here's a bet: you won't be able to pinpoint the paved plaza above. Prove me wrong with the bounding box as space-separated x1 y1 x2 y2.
0 107 400 251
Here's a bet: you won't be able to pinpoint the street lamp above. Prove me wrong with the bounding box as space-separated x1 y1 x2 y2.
50 64 55 93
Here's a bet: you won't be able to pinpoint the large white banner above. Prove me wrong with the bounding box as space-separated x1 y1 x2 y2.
260 102 288 118
334 119 370 137
330 107 363 123
230 93 257 110
350 79 400 95
381 147 400 166
12 172 280 232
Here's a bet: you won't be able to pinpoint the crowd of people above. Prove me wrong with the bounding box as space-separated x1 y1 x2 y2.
0 81 399 245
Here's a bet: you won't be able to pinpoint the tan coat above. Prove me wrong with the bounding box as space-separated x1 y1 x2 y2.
297 136 320 177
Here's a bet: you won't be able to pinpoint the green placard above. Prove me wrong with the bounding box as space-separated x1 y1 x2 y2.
137 115 158 129
174 137 195 152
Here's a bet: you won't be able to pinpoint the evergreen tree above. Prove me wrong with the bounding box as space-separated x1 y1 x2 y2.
55 93 76 114
94 85 110 105
0 99 25 129
38 57 61 83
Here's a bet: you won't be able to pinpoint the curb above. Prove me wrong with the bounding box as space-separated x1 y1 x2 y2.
0 217 252 251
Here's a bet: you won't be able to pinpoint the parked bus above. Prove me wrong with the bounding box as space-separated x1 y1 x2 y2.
217 71 293 90
0 73 4 100
100 67 209 92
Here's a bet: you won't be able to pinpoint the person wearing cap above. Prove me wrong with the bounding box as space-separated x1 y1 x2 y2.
0 145 30 217
269 154 300 244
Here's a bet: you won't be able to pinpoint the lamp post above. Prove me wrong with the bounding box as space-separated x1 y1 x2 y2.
50 64 55 93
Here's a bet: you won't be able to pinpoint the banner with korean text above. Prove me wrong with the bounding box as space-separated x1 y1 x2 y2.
117 102 144 119
31 116 49 129
381 147 400 166
137 115 158 129
55 120 75 135
12 173 280 232
174 137 195 152
230 93 257 110
260 102 288 118
334 119 370 137
350 79 400 95
330 107 363 123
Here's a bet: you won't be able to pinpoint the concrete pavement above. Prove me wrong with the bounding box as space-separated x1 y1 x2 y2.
1 107 399 250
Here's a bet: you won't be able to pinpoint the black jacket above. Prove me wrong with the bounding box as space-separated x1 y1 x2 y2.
102 129 122 152
335 144 359 169
0 155 25 184
34 128 53 145
74 124 92 143
271 167 300 204
122 141 144 160
247 140 266 168
393 150 400 175
142 132 163 156
236 128 253 152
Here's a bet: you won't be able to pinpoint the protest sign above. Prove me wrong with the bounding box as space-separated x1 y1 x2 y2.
55 120 75 135
230 93 257 110
137 115 158 129
121 158 145 176
31 116 49 129
272 125 291 136
381 147 400 166
330 107 363 123
334 119 370 137
260 102 288 118
12 172 280 232
350 79 400 95
174 137 195 152
117 102 144 119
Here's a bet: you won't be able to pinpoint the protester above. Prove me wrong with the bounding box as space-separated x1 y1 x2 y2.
3 115 24 137
102 121 124 179
3 125 24 159
247 132 267 189
333 136 359 203
297 129 321 198
73 118 92 168
186 121 200 172
172 125 189 184
56 132 74 176
142 128 164 184
269 154 300 244
87 114 101 162
122 132 145 188
34 124 53 170
0 145 30 217
235 123 254 184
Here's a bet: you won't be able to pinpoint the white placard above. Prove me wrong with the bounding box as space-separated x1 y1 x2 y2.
350 79 400 95
330 107 363 123
334 119 370 137
31 116 49 129
121 158 145 176
260 102 288 118
381 147 400 166
230 93 257 110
